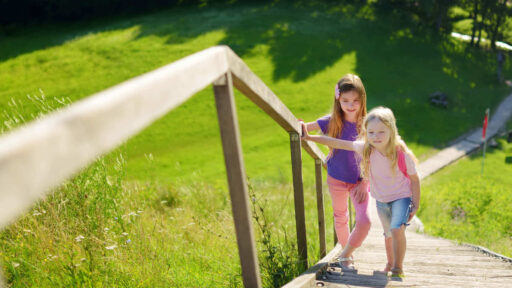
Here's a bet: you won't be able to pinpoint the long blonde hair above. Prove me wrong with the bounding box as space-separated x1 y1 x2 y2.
326 74 367 157
358 107 417 179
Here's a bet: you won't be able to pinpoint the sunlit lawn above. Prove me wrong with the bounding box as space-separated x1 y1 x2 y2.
1 1 511 286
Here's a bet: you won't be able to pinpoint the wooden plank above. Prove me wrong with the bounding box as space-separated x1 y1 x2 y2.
282 244 343 288
0 46 229 228
225 46 326 162
290 132 308 268
315 159 326 258
213 73 262 288
315 197 512 288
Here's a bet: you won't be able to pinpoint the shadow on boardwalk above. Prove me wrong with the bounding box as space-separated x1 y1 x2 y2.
318 267 392 288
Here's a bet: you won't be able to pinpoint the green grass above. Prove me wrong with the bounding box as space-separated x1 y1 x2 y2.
1 1 512 286
0 95 333 287
419 133 512 257
1 2 511 186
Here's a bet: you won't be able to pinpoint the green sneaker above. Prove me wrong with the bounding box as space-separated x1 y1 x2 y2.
390 268 405 278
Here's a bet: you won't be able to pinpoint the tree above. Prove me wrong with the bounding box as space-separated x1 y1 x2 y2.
466 0 511 49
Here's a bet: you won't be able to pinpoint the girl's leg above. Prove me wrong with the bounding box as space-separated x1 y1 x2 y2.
326 176 350 247
339 182 372 262
389 198 412 274
391 226 406 271
376 200 393 272
346 181 371 248
384 237 393 272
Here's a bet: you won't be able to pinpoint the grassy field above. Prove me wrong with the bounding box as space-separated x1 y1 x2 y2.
419 131 512 258
1 1 511 186
0 1 511 287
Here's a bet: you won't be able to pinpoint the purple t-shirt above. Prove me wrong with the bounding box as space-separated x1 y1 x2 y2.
317 116 361 184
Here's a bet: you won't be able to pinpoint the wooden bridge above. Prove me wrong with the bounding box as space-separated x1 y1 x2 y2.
0 46 510 287
287 200 512 288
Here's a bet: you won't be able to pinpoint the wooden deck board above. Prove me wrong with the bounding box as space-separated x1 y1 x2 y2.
314 198 512 288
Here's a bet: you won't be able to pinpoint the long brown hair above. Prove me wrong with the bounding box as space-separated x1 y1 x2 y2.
326 74 367 157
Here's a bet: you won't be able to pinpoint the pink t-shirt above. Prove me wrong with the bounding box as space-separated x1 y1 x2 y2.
353 141 417 203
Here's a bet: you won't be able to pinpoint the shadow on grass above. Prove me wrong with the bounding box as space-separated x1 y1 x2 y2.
129 0 507 149
1 0 508 150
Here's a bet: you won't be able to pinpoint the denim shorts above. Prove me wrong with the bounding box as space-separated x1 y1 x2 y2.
376 197 412 238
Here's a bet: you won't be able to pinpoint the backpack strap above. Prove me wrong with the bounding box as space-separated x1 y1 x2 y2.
397 149 409 179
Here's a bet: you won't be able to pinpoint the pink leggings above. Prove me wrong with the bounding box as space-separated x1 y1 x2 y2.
327 175 371 248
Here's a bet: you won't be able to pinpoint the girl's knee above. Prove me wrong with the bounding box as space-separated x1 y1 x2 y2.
357 214 371 225
390 225 405 236
333 212 349 224
356 218 371 231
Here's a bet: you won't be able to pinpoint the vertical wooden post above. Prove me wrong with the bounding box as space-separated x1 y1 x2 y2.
315 159 326 258
213 73 262 288
289 132 308 268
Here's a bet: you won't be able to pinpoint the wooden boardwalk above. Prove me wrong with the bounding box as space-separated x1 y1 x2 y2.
311 95 512 287
314 198 512 288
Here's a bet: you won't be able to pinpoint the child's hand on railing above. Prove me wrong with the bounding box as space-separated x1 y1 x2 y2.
300 121 310 140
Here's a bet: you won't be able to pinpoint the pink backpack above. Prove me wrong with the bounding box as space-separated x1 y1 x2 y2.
397 149 409 179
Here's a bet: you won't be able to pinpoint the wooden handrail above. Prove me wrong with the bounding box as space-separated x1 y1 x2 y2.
0 45 329 287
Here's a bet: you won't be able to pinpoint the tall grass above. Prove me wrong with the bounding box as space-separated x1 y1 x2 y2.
419 135 512 257
0 92 332 287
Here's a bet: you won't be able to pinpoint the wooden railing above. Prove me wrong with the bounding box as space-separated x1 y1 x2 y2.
0 46 341 287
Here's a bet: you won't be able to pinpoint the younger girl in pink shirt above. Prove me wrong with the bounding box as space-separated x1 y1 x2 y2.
301 106 421 278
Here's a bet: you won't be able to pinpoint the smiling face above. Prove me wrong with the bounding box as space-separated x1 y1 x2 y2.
366 118 391 152
338 90 361 122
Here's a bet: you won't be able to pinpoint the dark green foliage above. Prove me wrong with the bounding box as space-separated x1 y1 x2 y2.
0 0 183 26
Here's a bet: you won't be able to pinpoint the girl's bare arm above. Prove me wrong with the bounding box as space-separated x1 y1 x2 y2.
301 122 355 151
305 121 320 132
408 174 421 221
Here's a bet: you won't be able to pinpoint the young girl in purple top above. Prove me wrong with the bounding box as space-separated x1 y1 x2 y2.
302 107 421 278
303 74 370 271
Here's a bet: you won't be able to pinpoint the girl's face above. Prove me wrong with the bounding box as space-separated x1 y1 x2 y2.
338 90 361 121
366 119 391 151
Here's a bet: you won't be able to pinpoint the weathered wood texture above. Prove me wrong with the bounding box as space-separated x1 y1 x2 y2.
282 244 343 288
315 159 326 258
314 198 512 288
0 45 329 287
0 45 326 228
213 73 261 288
227 47 325 161
290 132 308 268
0 46 229 228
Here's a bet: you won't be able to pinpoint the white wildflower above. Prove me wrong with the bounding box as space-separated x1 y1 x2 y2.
105 244 117 250
106 176 114 186
75 235 85 242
